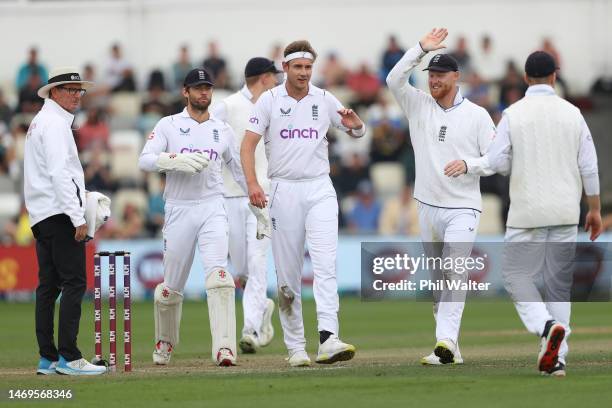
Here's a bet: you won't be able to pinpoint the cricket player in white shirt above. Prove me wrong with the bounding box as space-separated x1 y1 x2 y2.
211 57 282 354
139 68 248 367
387 28 495 365
241 40 366 367
445 51 602 376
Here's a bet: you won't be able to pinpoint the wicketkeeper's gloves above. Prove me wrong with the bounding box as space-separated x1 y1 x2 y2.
248 203 272 240
156 152 209 174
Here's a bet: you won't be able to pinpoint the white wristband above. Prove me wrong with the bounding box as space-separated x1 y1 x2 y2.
351 124 366 138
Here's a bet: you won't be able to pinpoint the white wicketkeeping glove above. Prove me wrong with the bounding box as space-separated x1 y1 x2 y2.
156 152 209 174
248 203 272 240
84 191 111 241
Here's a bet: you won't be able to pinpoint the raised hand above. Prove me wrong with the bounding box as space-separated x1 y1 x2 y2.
337 108 363 130
419 28 448 52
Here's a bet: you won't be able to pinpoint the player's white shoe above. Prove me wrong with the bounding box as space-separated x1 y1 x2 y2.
421 347 463 365
537 321 565 372
239 332 260 354
287 350 311 367
153 340 173 365
541 362 566 377
258 298 275 347
433 339 457 365
55 356 106 375
216 348 236 367
315 335 356 364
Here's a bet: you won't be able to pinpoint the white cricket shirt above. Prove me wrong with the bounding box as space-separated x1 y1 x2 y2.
387 44 495 211
139 108 246 201
246 82 349 181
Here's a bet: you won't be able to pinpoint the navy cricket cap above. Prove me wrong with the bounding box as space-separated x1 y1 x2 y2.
184 67 214 87
525 51 557 78
245 57 283 78
423 53 459 73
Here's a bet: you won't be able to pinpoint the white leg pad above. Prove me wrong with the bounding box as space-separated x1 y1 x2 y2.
154 284 183 346
206 268 237 362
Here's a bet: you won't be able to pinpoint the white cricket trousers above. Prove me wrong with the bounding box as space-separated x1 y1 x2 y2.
162 197 229 292
503 225 575 364
225 196 270 336
269 175 339 353
417 201 480 344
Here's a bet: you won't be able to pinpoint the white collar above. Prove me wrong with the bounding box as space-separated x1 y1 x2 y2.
526 84 556 96
42 98 75 124
240 85 253 100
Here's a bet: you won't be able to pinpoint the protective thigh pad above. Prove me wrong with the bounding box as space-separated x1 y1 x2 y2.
205 268 236 362
154 284 183 346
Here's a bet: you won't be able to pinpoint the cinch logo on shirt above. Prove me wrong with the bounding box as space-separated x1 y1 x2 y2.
280 127 319 139
179 147 219 160
249 117 259 124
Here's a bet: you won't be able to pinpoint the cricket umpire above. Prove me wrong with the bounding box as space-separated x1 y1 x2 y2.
445 51 602 376
25 67 105 375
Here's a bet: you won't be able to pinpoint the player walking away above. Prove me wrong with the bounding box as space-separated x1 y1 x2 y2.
444 51 602 376
211 57 282 354
386 28 495 365
139 68 248 367
241 40 366 367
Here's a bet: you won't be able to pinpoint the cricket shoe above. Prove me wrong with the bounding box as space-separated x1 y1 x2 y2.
36 357 58 375
286 350 311 367
239 332 260 354
153 340 173 365
537 320 565 372
316 335 356 364
541 361 566 377
55 356 106 375
216 348 236 367
421 346 463 365
258 298 275 347
434 339 457 365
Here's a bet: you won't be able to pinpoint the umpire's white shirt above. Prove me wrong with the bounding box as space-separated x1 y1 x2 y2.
387 44 495 212
24 98 86 227
247 82 350 181
138 109 246 201
212 85 270 197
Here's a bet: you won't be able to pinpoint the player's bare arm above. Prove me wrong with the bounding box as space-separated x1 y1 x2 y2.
241 130 266 208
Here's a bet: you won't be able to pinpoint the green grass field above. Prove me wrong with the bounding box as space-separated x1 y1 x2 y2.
1 298 611 407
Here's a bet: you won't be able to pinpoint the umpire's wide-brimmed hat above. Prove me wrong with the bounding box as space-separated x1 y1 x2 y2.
38 66 94 98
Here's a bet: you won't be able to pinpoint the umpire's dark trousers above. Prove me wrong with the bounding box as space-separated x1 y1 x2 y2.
31 214 86 362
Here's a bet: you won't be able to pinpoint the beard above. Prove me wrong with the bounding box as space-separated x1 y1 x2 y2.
188 97 210 112
430 83 454 101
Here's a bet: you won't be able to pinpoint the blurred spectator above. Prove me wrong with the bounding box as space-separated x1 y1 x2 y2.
203 41 230 89
105 43 136 92
465 71 492 109
540 38 568 96
320 52 348 88
498 60 527 110
0 89 12 127
335 153 370 197
17 71 44 113
76 107 110 151
449 36 473 74
473 34 505 83
83 144 115 193
113 203 145 239
140 75 170 133
16 47 48 91
145 174 165 237
380 35 405 84
367 94 406 163
378 185 419 235
172 45 193 91
347 180 381 233
269 43 284 72
80 63 109 107
346 63 381 111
